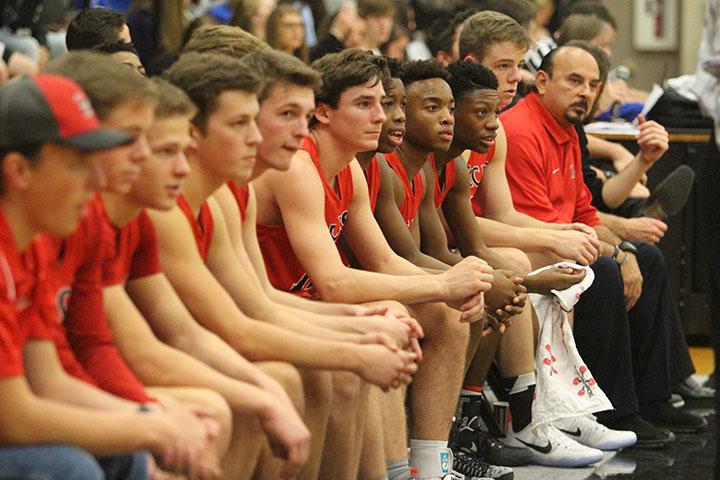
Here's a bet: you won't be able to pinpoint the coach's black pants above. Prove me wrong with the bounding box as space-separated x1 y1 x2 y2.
573 243 692 420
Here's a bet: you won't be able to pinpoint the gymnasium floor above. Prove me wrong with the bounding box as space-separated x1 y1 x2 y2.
511 348 716 480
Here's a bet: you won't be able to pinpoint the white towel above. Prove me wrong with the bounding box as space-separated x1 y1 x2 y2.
527 263 613 426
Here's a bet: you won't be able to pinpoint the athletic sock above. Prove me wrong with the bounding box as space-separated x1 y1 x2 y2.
502 372 536 432
409 439 451 479
387 458 412 480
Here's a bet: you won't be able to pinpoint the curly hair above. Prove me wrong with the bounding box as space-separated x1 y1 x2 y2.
446 60 498 101
397 59 450 88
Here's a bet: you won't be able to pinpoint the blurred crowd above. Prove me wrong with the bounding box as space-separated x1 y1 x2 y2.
0 1 615 77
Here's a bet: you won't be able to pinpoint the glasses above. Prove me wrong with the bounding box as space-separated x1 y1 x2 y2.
281 21 305 30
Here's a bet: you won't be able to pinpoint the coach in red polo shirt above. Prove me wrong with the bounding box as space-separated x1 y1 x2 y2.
501 41 705 447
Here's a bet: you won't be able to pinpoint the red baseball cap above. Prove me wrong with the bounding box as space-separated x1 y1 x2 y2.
0 74 134 151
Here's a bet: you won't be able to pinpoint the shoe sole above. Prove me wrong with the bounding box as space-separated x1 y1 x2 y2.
533 454 604 468
629 439 674 449
642 165 695 219
485 453 535 467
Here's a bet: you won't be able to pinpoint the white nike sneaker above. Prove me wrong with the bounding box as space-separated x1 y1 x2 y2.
505 423 604 468
555 415 637 450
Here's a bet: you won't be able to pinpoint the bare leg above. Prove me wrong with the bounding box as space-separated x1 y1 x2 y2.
526 251 564 271
359 386 388 480
489 247 533 275
319 372 370 479
496 306 535 378
297 369 333 480
408 302 469 440
148 386 242 478
381 385 408 463
252 362 307 480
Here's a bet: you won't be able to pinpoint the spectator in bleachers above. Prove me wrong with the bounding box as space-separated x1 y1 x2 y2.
266 4 309 63
357 0 395 55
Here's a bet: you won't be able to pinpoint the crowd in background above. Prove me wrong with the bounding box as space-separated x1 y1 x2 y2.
0 1 608 79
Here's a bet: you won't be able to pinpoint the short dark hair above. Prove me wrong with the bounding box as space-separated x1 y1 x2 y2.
446 60 498 101
397 59 450 88
242 49 321 101
92 40 140 56
428 8 476 57
163 52 263 130
66 8 126 50
311 48 388 109
358 0 396 18
484 0 536 29
557 14 604 46
459 10 532 61
538 41 607 81
566 0 617 30
44 51 157 120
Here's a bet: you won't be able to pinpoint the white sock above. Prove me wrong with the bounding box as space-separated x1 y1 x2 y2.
409 439 451 479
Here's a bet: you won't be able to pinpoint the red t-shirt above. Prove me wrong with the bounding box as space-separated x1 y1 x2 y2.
228 181 250 223
30 196 153 402
383 151 424 228
364 155 381 213
257 136 353 296
101 210 162 287
500 93 600 226
467 143 496 217
177 194 215 261
0 211 54 379
430 154 458 209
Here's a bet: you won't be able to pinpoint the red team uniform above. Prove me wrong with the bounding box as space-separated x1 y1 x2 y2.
0 212 54 380
228 181 250 223
429 154 457 208
27 196 154 402
257 136 354 297
25 196 153 402
466 143 496 216
364 155 381 212
383 151 424 227
177 194 215 261
101 210 162 287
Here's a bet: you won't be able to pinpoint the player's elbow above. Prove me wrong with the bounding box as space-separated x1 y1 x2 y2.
315 275 351 303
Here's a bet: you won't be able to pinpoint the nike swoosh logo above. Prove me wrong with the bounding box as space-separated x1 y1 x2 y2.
552 168 561 174
560 427 582 437
516 438 553 454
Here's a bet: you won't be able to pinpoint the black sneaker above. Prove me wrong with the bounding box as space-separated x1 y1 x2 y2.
602 413 675 449
704 373 715 390
639 400 708 433
453 452 514 480
639 165 695 220
450 425 533 467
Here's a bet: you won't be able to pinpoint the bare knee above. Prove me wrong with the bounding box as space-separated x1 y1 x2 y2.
330 371 365 407
189 389 233 433
300 369 333 413
493 247 532 274
414 303 469 350
257 361 305 414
